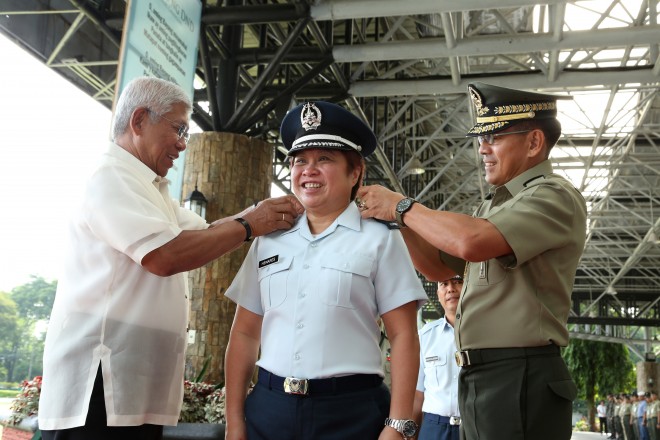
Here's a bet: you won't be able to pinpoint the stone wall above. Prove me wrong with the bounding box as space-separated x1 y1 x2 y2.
182 132 273 385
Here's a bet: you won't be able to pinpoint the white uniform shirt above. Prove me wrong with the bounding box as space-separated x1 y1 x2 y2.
416 318 460 418
226 203 427 379
39 143 208 430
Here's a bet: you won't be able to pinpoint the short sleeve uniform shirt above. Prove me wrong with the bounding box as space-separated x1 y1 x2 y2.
226 203 428 379
456 160 587 350
416 318 460 418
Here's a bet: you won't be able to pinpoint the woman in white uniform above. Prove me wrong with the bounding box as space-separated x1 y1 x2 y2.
224 101 427 440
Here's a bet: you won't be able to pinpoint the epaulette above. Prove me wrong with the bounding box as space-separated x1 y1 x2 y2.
373 218 401 230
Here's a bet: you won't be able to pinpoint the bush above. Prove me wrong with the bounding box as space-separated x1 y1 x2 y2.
574 418 590 432
7 376 41 426
6 376 229 425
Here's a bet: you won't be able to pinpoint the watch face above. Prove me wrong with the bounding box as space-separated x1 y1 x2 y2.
402 420 418 436
397 197 414 213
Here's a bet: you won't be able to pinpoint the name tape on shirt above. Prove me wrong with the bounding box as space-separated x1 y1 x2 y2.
259 255 279 268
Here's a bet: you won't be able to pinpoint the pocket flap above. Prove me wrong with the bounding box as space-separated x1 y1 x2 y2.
257 256 292 281
321 253 373 277
548 379 577 402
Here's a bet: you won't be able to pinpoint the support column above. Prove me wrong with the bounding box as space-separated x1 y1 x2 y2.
637 360 659 394
182 131 272 385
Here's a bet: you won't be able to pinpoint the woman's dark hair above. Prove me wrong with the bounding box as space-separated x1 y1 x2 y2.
343 150 365 201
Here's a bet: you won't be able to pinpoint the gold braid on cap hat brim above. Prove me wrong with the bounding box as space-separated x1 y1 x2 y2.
476 101 557 123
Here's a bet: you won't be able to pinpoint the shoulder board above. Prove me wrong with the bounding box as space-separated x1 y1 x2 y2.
373 218 401 230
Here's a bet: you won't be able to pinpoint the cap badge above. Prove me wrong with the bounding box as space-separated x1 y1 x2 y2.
469 86 489 117
301 102 322 131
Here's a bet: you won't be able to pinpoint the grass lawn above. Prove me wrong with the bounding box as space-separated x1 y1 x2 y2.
0 390 19 399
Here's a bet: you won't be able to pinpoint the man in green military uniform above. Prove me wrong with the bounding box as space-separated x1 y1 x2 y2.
357 82 587 440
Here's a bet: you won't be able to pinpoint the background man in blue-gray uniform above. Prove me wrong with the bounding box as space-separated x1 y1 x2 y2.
414 275 463 440
357 82 587 440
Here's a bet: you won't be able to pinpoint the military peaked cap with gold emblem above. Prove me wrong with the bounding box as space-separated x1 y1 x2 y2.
466 82 572 136
280 101 377 157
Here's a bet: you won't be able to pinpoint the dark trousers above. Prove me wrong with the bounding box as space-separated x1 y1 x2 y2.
418 413 460 440
623 416 634 440
244 380 390 440
41 366 163 440
458 347 575 440
600 417 608 433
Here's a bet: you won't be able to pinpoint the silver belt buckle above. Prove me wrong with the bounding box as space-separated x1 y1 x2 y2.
450 416 462 425
455 351 470 367
283 377 309 395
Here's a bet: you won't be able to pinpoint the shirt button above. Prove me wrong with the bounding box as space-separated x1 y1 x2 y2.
456 313 461 319
311 243 318 248
294 354 301 360
299 292 306 298
303 264 310 269
297 322 304 329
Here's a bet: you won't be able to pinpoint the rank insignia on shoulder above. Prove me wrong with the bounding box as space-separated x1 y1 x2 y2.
259 255 279 268
373 218 401 229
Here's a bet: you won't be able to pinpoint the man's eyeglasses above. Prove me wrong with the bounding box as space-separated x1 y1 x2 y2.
147 109 191 144
477 130 532 145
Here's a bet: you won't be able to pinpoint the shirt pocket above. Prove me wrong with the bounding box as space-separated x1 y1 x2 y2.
469 258 508 286
257 256 293 311
423 352 448 387
319 253 373 309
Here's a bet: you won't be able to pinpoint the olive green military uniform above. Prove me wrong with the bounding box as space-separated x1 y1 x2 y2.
647 398 658 440
622 398 633 440
632 399 640 440
454 160 587 440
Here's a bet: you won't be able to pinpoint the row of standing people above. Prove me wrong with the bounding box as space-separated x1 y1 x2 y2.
599 392 659 440
37 76 587 440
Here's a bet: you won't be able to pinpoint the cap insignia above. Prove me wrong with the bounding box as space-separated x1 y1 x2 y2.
469 86 489 117
301 102 322 131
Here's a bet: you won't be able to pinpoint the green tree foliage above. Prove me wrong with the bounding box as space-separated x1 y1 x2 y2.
1 276 57 383
564 339 635 432
0 291 19 379
10 276 56 323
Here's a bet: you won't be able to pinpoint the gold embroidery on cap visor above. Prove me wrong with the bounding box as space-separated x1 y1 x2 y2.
468 85 560 135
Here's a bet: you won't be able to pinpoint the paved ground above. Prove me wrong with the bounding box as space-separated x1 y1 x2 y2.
0 396 605 440
572 432 612 439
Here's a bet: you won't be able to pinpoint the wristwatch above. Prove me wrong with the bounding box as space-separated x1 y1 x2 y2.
384 418 418 439
395 197 416 227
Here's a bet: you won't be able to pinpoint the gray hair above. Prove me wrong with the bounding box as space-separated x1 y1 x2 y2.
111 77 192 141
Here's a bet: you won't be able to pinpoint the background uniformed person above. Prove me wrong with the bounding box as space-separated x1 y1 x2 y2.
356 81 587 440
224 101 427 440
413 275 463 440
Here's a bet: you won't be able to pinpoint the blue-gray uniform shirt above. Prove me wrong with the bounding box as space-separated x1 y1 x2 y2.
226 202 428 379
416 317 460 418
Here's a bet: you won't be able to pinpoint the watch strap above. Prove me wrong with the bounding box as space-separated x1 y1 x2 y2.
234 218 253 242
395 197 416 227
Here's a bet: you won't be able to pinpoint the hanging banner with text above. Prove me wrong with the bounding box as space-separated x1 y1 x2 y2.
116 0 202 199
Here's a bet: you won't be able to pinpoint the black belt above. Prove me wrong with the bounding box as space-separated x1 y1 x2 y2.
455 344 560 367
257 368 382 396
424 413 461 426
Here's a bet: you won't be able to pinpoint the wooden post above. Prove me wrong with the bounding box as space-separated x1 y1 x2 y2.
182 132 272 385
